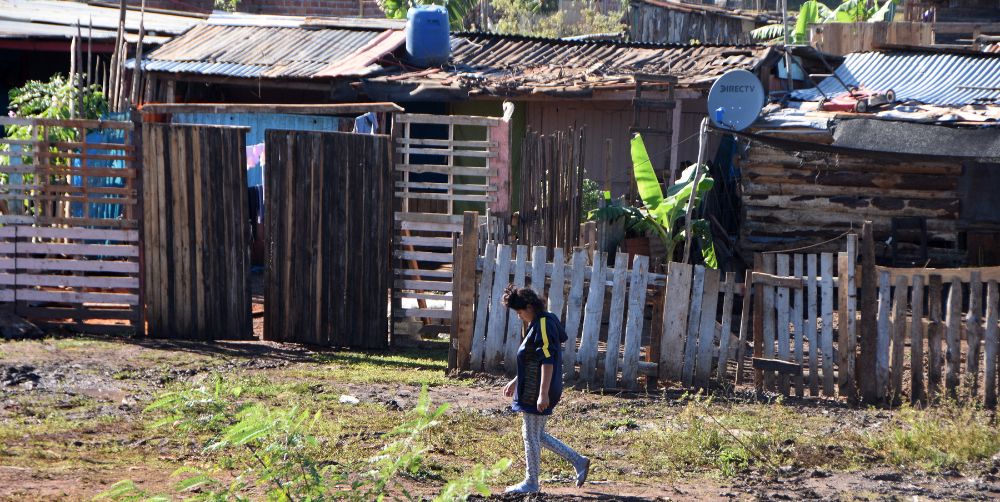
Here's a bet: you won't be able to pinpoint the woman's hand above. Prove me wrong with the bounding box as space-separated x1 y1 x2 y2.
503 377 517 398
536 394 550 413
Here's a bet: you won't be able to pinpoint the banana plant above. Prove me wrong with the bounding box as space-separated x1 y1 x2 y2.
377 0 477 30
750 0 897 44
592 134 716 267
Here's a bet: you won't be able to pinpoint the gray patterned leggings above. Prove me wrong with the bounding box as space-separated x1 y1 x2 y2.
521 413 584 485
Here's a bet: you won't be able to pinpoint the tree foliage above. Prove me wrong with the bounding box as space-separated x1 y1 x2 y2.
492 0 625 38
378 0 480 30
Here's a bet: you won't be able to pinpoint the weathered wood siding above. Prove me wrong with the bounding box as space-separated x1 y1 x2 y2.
628 0 754 44
739 142 962 265
264 130 392 348
143 123 252 340
810 22 933 56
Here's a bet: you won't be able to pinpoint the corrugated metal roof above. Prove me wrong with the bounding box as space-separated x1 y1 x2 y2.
0 0 201 41
791 50 1000 106
142 24 385 78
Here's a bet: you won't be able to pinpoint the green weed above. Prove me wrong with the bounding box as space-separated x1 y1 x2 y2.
869 401 1000 471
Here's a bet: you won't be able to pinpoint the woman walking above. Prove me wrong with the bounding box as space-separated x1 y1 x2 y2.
501 285 590 494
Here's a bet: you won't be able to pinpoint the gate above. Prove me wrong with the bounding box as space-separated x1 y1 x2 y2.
392 113 511 325
142 123 252 340
0 117 141 332
263 130 392 348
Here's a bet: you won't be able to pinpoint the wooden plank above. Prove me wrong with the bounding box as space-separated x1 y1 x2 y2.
401 292 455 301
890 275 909 405
396 164 497 176
682 265 706 388
142 102 404 115
603 252 629 389
717 273 736 383
395 137 497 148
394 280 453 292
985 280 999 409
15 289 138 305
752 357 804 374
753 254 765 392
910 275 926 407
395 268 452 278
927 275 944 403
503 245 529 375
876 270 892 404
394 113 502 126
838 253 849 397
483 245 512 372
395 181 496 192
548 248 566 318
807 254 820 397
395 146 497 158
621 255 649 391
821 253 835 397
0 258 138 273
967 272 984 400
0 274 138 289
454 212 480 371
562 248 588 382
396 221 463 233
752 272 804 289
577 252 606 384
0 117 133 129
394 212 487 225
530 246 546 298
694 268 721 390
844 234 858 402
792 255 805 398
859 222 878 404
397 235 455 247
776 254 791 395
13 227 139 242
398 308 452 319
878 265 1000 284
945 277 962 400
735 269 753 385
659 261 693 382
394 250 453 263
393 192 496 203
762 254 777 391
12 243 138 257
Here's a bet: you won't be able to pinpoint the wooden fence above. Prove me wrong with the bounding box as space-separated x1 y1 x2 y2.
750 238 858 399
391 113 510 325
809 22 933 56
0 117 141 332
516 127 585 252
142 123 251 340
263 130 392 349
452 215 744 391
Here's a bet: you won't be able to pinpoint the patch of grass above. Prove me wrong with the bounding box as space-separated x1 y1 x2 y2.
306 348 460 387
868 401 1000 471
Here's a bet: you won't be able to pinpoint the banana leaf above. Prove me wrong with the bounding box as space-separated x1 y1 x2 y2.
749 23 785 42
868 0 897 22
630 134 663 212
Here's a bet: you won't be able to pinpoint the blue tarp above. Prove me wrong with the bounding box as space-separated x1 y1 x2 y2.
69 112 128 220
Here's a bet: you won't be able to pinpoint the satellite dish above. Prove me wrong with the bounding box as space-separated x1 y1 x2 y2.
707 69 765 132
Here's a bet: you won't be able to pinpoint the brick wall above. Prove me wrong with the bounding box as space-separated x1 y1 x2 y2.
126 0 384 17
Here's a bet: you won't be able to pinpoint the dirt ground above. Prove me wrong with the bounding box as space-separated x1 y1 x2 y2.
2 333 1000 501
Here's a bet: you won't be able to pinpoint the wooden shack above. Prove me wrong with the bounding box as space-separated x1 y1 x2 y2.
738 119 1000 267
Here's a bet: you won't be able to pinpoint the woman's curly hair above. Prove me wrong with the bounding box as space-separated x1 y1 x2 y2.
502 284 547 312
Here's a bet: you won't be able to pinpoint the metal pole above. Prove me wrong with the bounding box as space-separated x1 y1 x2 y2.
682 117 708 264
783 0 793 95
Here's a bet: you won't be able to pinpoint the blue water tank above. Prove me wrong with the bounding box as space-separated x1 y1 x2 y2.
406 5 450 67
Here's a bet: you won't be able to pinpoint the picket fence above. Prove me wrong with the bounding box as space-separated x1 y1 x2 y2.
451 218 745 391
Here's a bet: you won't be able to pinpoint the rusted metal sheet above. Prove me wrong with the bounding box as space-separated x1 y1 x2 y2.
628 0 757 45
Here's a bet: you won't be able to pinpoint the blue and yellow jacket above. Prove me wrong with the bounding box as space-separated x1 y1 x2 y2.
512 311 568 415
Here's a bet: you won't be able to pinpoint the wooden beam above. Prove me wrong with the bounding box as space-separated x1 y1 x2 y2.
141 102 403 115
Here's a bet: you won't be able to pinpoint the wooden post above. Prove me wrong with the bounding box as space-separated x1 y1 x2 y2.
762 253 777 391
659 261 693 383
945 277 962 400
752 254 765 393
966 271 984 399
452 212 480 371
792 255 804 398
578 251 607 384
682 265 707 387
890 275 908 405
875 270 892 404
844 234 858 403
806 254 819 397
859 221 879 404
717 273 737 384
470 242 497 371
927 275 944 403
603 252 630 389
910 275 926 407
820 253 835 397
622 255 649 391
735 270 753 385
776 254 791 395
985 280 999 409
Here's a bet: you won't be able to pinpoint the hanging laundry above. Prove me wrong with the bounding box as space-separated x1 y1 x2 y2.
246 143 265 187
353 112 379 134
